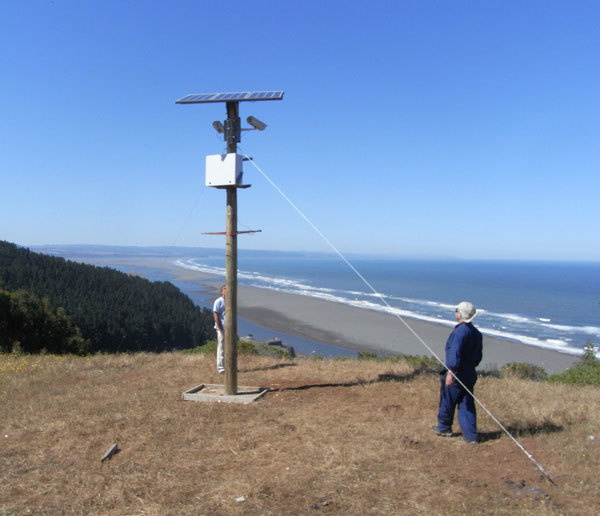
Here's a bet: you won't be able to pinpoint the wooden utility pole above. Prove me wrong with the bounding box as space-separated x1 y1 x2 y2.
175 90 284 397
224 101 239 395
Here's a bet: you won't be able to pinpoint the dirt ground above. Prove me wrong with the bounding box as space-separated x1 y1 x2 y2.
1 352 599 515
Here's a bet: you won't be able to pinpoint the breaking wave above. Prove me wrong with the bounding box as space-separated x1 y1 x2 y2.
174 258 599 359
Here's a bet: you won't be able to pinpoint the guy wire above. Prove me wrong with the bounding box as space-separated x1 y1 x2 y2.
159 189 205 270
240 149 556 484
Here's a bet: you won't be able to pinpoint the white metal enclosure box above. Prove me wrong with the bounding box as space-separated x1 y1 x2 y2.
205 153 244 186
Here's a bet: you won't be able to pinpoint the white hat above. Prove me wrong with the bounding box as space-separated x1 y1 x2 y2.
456 301 477 323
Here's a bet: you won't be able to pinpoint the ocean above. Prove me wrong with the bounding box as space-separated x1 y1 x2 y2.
39 246 600 359
172 250 600 359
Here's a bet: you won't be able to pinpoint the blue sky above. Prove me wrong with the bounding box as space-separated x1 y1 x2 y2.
1 0 599 260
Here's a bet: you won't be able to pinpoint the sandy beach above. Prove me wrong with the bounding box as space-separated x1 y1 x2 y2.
72 255 579 374
157 260 578 374
236 285 578 374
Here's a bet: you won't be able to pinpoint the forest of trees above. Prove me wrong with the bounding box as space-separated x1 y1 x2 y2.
0 288 89 354
0 241 214 354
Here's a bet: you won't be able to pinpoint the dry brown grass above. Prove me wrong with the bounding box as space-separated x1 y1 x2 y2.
1 352 599 515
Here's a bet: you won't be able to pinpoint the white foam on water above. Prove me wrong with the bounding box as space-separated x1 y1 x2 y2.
495 312 532 324
173 258 597 357
540 322 600 336
478 329 584 356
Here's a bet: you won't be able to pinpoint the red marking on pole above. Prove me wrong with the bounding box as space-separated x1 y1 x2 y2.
202 230 262 235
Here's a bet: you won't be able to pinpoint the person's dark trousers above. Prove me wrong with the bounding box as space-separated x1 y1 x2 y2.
437 371 478 442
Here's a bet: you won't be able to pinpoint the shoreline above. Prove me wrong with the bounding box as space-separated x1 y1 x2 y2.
64 255 579 373
165 258 579 373
236 285 578 374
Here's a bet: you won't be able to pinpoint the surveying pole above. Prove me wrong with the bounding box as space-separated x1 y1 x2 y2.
176 91 284 395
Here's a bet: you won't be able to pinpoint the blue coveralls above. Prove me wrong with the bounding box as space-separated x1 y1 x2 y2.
437 322 483 442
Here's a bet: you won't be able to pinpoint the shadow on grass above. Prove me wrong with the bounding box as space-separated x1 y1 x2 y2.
268 366 431 392
478 421 564 443
240 362 298 373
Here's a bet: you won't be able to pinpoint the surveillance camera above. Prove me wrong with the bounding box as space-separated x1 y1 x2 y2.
212 121 225 134
246 116 267 131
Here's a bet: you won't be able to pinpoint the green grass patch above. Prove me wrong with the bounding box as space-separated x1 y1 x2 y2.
547 341 600 386
547 361 600 386
179 340 258 356
384 353 441 372
179 339 295 359
253 342 294 360
501 362 548 381
357 352 378 360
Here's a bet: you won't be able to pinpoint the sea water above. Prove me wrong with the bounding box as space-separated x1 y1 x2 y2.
173 250 600 358
40 246 600 359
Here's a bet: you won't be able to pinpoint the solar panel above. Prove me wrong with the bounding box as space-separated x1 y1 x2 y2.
176 91 284 104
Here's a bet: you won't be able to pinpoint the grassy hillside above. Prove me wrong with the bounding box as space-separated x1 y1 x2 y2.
1 352 599 515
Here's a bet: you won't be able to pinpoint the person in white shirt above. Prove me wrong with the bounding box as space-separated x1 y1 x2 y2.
213 285 226 374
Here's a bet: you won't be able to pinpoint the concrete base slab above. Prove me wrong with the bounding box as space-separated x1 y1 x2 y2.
182 383 268 404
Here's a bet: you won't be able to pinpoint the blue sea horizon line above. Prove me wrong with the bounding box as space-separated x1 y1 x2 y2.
29 243 600 265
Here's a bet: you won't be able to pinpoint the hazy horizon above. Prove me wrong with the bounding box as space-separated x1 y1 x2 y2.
24 242 600 264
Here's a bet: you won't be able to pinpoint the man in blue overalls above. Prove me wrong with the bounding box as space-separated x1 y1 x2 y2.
432 301 483 443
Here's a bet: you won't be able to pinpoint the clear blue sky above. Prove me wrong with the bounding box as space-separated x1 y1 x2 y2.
2 0 599 260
